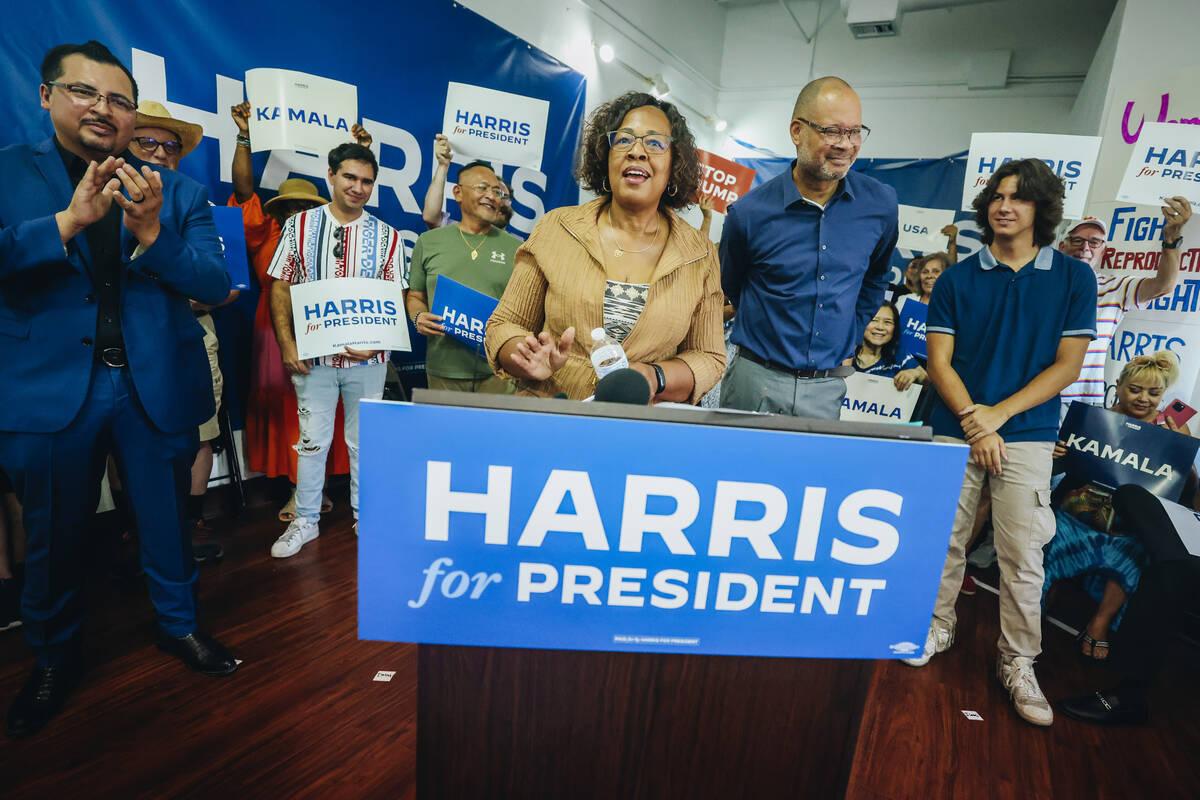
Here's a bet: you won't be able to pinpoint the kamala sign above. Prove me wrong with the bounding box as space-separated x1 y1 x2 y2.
358 402 968 659
245 67 358 156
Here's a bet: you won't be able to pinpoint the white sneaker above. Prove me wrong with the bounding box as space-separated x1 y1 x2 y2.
271 518 319 558
902 621 954 667
998 656 1054 726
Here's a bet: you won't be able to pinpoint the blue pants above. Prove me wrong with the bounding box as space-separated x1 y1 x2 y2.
0 364 199 665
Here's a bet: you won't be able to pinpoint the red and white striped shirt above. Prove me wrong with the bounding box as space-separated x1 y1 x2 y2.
268 204 407 368
1061 272 1147 406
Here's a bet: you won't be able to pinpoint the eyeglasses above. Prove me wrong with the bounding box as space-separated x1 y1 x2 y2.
606 131 672 154
468 183 510 201
793 117 870 144
132 136 182 155
45 81 136 115
333 225 344 259
1065 235 1105 249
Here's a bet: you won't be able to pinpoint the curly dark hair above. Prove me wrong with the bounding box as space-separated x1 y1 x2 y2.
575 91 700 211
971 158 1064 247
328 142 378 179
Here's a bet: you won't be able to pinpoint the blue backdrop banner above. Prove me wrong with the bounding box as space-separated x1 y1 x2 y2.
0 0 586 425
358 402 969 659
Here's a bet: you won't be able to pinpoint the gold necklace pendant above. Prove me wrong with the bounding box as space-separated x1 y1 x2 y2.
471 251 478 260
613 246 624 258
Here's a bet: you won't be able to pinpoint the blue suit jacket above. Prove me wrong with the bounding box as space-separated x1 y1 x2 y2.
0 138 230 434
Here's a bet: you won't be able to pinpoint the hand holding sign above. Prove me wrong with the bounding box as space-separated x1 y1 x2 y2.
1163 195 1192 239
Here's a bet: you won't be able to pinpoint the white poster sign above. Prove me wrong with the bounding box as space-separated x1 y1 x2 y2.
1155 496 1200 557
897 205 956 252
245 68 358 156
1116 122 1200 212
961 132 1102 219
290 278 410 360
443 82 549 170
839 372 921 424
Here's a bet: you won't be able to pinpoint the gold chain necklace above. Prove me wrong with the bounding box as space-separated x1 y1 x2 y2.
458 225 488 260
605 206 660 258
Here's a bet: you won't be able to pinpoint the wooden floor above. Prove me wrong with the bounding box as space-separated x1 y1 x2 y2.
2 485 1198 799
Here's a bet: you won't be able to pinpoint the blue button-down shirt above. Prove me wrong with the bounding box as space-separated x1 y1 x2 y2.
719 164 898 370
927 246 1098 442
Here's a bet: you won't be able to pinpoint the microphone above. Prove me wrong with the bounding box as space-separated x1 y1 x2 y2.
594 368 651 405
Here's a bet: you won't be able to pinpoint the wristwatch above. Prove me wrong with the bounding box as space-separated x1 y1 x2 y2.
1163 236 1184 250
650 363 666 396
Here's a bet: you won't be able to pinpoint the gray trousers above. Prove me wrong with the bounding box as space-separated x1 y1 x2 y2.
718 351 846 420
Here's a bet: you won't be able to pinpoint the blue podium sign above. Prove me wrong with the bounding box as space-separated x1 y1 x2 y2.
358 402 968 659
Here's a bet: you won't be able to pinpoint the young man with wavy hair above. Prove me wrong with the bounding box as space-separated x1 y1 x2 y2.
902 159 1097 729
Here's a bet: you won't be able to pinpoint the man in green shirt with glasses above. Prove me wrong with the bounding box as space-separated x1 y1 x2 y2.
407 160 521 393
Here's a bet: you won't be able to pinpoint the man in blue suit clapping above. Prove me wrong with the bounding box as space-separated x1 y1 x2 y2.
0 40 238 737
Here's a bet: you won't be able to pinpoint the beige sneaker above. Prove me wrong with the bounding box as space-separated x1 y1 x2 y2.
998 656 1053 726
901 620 954 667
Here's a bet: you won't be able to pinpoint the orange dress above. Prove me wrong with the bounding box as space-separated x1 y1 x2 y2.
230 193 350 482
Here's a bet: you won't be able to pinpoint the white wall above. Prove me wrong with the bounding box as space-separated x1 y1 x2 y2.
718 0 1116 159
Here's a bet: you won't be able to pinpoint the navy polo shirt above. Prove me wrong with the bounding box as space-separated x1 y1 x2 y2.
719 164 898 371
927 246 1097 442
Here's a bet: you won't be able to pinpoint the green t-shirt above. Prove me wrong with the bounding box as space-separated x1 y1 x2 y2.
409 224 521 378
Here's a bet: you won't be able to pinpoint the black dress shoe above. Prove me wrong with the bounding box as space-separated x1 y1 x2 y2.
191 539 224 565
6 661 83 737
1059 690 1149 726
157 631 238 676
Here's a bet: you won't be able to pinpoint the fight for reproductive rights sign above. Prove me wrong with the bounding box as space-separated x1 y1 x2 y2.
357 402 969 660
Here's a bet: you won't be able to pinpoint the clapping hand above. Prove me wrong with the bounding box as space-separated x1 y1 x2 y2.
111 164 164 247
57 156 123 241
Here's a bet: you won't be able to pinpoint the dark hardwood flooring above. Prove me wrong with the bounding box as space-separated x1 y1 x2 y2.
2 485 1198 799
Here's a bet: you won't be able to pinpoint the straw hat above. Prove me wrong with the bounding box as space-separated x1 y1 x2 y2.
133 101 204 157
264 178 328 213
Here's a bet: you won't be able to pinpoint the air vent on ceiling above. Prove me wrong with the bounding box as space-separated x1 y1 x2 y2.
849 20 899 38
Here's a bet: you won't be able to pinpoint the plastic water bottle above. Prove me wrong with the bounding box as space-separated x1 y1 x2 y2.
589 327 628 379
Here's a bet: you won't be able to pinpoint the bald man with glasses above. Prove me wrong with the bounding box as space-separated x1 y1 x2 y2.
719 76 898 419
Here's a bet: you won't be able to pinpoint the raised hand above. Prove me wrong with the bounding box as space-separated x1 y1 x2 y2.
351 124 373 148
434 134 452 168
231 101 251 135
1163 196 1192 240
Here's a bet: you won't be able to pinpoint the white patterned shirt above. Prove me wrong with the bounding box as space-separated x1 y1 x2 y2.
268 204 407 368
1061 272 1147 406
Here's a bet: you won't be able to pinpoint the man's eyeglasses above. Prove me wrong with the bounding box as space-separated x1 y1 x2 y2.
468 183 511 201
45 81 136 115
132 136 182 155
1065 235 1105 249
333 225 344 259
793 117 870 144
606 131 672 154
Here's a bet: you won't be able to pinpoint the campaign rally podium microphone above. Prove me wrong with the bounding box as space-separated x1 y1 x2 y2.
594 368 651 405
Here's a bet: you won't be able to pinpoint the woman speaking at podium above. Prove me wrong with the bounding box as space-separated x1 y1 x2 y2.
485 91 725 402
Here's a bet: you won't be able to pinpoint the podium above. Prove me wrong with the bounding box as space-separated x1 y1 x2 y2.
403 391 933 799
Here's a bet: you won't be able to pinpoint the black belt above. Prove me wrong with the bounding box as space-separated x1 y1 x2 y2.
96 346 128 368
740 347 854 379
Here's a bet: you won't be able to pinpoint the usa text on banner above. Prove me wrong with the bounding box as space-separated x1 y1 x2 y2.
696 150 756 214
1153 496 1200 558
211 206 250 290
839 373 921 424
896 204 955 252
1059 402 1199 497
290 277 410 360
1117 122 1200 212
358 402 968 659
961 132 1102 219
245 68 357 156
443 82 550 171
431 276 498 359
897 300 928 361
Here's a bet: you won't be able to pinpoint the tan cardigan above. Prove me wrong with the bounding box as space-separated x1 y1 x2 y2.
485 198 726 402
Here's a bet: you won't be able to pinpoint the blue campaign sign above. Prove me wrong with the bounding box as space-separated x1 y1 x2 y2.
1059 402 1200 497
898 300 928 360
358 402 969 660
432 276 498 359
211 206 250 290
